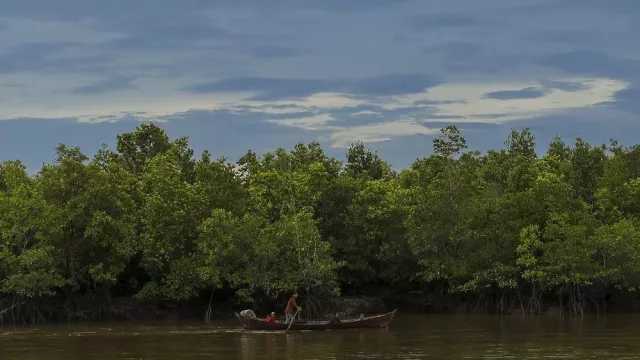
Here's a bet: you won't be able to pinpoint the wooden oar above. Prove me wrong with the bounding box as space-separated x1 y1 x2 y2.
285 308 301 332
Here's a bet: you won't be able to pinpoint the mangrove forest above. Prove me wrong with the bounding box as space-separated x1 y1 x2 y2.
2 123 640 322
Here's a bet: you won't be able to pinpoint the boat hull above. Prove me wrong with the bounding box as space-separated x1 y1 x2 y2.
235 309 397 331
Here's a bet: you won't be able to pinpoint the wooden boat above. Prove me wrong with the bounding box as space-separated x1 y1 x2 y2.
235 309 397 331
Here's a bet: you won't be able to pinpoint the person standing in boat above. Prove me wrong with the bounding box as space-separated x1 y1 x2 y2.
284 292 301 324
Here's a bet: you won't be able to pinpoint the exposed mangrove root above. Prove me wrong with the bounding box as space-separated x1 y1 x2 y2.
0 296 25 325
204 288 215 325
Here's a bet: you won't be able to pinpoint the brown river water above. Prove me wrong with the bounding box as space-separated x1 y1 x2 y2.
1 314 640 359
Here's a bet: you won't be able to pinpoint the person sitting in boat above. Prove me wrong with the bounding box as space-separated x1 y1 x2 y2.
329 313 341 324
266 312 276 323
285 292 301 324
359 313 365 320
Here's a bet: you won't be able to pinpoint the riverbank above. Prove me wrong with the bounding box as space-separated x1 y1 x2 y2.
5 292 640 325
0 294 418 324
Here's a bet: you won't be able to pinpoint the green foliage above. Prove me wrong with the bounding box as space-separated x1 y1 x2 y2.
506 128 536 160
5 123 640 317
138 153 198 278
0 161 66 297
34 145 138 295
346 141 392 180
433 125 467 159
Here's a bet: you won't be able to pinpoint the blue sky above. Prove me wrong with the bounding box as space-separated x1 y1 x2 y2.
1 0 640 171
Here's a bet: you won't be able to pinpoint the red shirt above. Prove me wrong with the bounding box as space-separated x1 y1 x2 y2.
266 315 276 323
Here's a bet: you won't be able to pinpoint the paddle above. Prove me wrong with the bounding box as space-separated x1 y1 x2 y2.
285 308 301 332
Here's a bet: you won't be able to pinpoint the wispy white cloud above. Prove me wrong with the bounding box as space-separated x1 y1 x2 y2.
266 113 336 130
351 110 382 116
2 74 626 152
323 119 439 148
422 77 628 123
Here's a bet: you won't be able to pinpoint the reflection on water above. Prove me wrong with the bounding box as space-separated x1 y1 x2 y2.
240 334 256 360
1 314 640 359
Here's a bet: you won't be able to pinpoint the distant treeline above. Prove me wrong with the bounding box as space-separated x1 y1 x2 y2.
2 123 640 322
